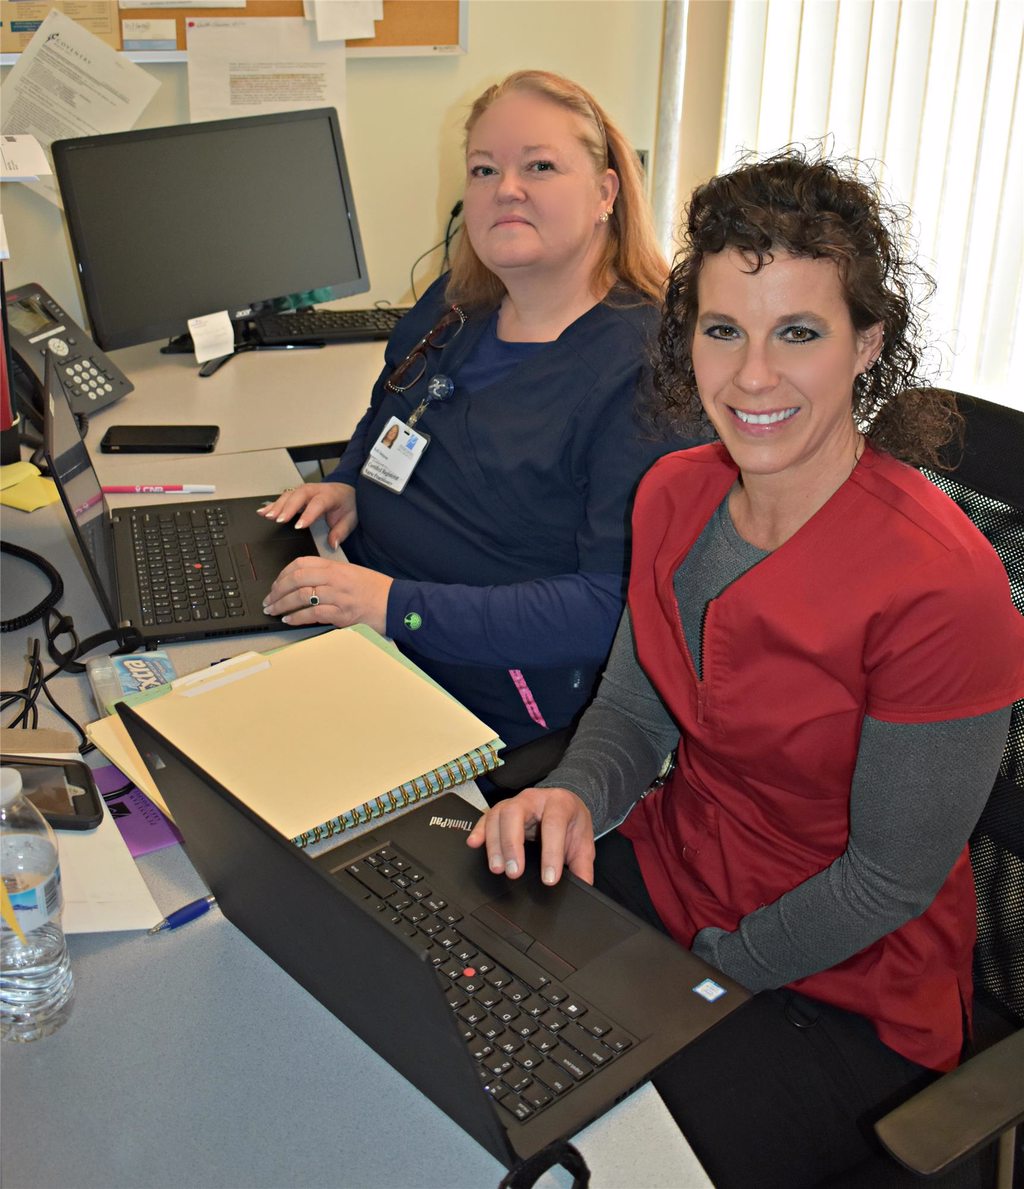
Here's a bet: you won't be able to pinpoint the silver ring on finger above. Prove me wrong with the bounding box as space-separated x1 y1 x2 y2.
308 587 320 607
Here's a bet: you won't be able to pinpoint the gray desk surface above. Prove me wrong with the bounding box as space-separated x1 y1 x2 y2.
90 338 385 458
0 446 712 1189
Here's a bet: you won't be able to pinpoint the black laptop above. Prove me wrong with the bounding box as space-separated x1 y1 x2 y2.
42 352 317 646
119 703 750 1172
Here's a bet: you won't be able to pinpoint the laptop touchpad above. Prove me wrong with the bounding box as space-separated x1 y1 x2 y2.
235 539 308 582
475 876 637 972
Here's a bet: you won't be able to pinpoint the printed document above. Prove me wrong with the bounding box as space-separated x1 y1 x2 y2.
186 18 347 126
0 8 159 207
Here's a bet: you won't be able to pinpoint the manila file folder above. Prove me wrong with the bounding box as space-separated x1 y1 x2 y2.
92 628 501 847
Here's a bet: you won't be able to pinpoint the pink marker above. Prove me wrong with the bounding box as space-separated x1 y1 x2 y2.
101 484 216 494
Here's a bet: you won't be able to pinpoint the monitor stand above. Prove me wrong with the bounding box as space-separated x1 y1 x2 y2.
160 323 324 378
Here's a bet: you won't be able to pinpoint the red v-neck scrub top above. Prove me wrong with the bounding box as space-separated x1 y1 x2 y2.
621 443 1024 1070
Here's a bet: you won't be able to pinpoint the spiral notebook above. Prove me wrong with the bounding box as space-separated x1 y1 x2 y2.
86 628 503 846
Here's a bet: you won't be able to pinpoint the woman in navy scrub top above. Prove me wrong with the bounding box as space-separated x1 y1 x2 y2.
261 71 688 750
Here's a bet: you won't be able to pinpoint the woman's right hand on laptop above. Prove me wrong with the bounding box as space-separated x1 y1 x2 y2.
467 787 596 888
258 481 357 550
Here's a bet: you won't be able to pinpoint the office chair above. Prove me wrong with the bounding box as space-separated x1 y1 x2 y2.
874 392 1024 1186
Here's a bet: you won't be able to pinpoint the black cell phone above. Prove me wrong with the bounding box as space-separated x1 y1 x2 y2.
99 424 220 453
2 757 104 831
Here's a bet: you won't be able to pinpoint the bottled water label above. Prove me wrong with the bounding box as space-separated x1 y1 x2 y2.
1 837 62 935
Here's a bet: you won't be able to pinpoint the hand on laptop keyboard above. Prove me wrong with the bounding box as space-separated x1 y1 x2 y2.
466 787 596 887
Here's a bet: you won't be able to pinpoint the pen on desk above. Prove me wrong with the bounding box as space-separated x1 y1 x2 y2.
102 484 216 495
148 895 217 935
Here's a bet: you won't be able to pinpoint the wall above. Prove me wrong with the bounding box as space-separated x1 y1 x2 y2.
0 0 667 327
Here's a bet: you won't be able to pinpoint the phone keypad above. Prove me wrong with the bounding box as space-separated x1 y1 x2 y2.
63 357 115 402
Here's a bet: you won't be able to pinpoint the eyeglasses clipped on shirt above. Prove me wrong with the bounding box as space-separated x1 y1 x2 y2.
384 305 467 393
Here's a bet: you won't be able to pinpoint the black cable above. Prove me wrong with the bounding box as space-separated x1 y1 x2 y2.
0 544 116 749
2 638 42 729
440 200 464 273
1 629 97 753
410 200 464 301
1 542 64 633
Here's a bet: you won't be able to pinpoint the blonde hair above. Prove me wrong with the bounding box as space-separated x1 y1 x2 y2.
445 70 667 310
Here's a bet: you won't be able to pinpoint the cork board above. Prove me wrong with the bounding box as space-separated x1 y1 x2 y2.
1 1 464 57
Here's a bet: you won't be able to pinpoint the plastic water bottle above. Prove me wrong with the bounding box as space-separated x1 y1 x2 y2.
1 767 74 1041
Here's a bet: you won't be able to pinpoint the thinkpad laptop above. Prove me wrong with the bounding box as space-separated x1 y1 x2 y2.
119 703 750 1171
43 352 316 646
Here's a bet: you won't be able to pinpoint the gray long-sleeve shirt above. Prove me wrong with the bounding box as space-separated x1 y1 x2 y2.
541 497 1010 992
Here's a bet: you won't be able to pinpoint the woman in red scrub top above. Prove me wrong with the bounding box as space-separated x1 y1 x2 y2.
468 149 1024 1188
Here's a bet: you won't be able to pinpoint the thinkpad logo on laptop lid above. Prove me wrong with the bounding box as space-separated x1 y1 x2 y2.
429 815 473 831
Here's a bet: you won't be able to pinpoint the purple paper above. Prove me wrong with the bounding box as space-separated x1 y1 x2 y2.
94 764 183 857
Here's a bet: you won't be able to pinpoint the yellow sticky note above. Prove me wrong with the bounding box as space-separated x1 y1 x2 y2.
0 461 40 490
0 475 59 512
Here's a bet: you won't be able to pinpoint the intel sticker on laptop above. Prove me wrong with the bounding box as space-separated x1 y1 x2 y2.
692 978 727 1002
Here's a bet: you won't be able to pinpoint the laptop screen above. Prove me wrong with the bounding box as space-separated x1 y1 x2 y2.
43 352 121 629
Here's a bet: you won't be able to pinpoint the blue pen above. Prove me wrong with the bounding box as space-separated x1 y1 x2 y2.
148 894 216 935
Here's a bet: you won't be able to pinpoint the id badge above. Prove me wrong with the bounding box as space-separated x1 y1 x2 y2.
360 416 429 494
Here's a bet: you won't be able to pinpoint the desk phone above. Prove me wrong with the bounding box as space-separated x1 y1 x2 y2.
6 282 133 418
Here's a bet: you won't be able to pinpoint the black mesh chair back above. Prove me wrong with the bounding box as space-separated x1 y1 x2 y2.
920 392 1024 1028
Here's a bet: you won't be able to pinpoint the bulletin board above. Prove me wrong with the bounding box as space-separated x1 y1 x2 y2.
0 1 465 58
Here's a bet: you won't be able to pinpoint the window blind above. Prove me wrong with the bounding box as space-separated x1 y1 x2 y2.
716 0 1022 410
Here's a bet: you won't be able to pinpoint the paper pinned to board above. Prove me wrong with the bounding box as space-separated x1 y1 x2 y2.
0 133 51 181
0 9 159 207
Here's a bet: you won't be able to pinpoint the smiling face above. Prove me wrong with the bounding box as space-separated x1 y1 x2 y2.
462 89 617 287
691 248 882 491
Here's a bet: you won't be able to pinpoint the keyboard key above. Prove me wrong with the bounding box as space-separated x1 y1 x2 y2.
514 1044 546 1071
501 1068 532 1095
602 1030 634 1053
551 1047 594 1082
521 1083 552 1110
497 1096 533 1123
561 1022 612 1067
533 1058 574 1096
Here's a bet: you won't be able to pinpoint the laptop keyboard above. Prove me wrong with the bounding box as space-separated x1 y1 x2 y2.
129 506 247 627
341 844 637 1125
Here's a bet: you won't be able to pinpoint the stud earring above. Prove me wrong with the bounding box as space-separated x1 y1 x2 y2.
599 210 611 224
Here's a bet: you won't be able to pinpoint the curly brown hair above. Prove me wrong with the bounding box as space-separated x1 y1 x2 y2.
651 147 961 468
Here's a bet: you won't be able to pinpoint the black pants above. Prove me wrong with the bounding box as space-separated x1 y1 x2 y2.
593 831 990 1189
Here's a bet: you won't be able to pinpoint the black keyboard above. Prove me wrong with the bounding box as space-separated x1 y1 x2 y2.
339 844 636 1125
252 306 410 346
129 505 246 627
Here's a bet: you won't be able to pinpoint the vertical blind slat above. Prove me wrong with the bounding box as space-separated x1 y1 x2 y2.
710 0 1021 407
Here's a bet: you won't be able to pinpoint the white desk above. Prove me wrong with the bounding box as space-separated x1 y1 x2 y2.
88 338 385 459
0 444 713 1188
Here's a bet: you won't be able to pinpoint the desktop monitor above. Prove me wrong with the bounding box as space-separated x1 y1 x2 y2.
52 107 370 351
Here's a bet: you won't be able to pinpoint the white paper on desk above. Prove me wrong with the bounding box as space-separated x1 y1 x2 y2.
3 750 161 933
0 9 159 208
0 134 51 181
187 310 235 365
59 806 162 933
186 18 346 126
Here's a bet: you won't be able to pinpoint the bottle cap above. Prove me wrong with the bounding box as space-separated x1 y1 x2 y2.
1 767 24 806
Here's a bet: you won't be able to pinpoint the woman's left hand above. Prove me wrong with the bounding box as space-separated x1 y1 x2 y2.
262 557 393 636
